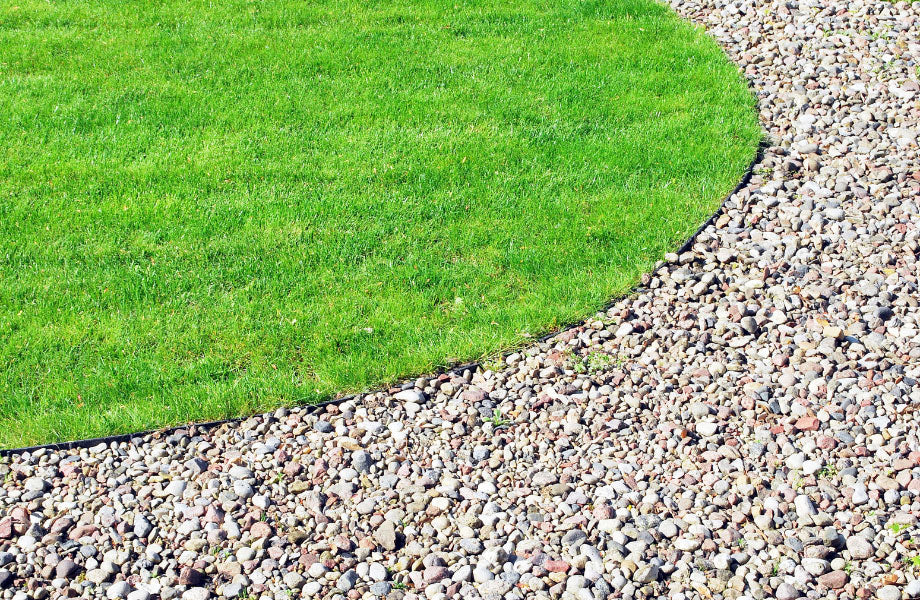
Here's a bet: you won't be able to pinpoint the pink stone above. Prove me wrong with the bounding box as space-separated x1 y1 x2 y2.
50 516 74 534
408 571 425 589
333 535 352 551
544 560 570 573
10 507 29 523
423 566 449 584
61 462 81 477
0 518 11 540
250 522 272 539
795 416 820 431
202 506 225 524
893 458 916 471
68 524 98 540
593 506 614 520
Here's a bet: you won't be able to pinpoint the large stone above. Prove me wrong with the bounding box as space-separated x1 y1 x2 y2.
56 559 81 579
133 514 154 539
846 536 874 560
374 520 398 551
817 571 848 589
633 564 659 584
776 583 800 600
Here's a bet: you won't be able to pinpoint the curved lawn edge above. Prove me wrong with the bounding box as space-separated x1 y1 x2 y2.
0 0 762 447
0 141 765 456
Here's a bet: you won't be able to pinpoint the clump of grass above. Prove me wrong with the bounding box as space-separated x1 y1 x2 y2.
573 351 616 375
817 465 838 479
0 0 760 446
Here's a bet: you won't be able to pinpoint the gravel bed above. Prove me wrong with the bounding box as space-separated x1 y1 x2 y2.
3 0 920 598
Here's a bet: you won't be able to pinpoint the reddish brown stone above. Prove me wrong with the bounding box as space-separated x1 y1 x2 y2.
50 516 74 534
817 436 837 450
424 566 449 584
818 570 848 589
178 567 205 586
358 536 376 549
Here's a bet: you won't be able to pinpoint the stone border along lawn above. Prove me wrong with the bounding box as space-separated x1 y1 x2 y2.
0 0 760 448
4 0 920 599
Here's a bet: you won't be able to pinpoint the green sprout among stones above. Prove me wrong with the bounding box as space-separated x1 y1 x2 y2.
889 522 909 535
486 409 510 429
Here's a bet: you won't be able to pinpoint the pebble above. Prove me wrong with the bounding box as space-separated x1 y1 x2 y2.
878 586 901 600
133 514 153 539
337 569 358 591
106 581 132 599
777 583 801 600
847 536 874 560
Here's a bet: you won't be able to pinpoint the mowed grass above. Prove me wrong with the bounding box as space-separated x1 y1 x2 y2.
0 0 760 447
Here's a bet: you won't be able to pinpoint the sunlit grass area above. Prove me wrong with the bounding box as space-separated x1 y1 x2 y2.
0 0 760 446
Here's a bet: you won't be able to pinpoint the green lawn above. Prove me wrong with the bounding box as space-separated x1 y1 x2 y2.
0 0 759 447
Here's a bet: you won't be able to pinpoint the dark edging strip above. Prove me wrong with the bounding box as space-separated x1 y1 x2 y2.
1 142 768 458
